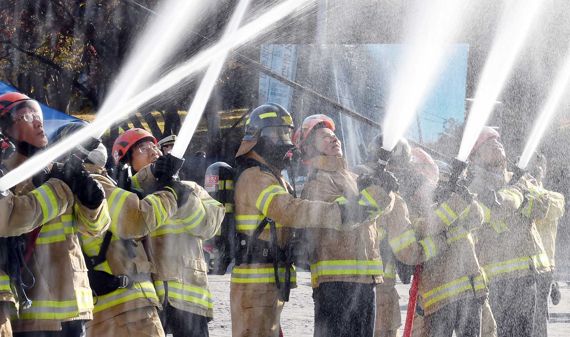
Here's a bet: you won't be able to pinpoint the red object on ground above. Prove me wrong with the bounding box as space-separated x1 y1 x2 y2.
403 265 423 337
279 327 284 337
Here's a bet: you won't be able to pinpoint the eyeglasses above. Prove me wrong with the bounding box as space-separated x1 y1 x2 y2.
12 112 43 124
136 143 160 154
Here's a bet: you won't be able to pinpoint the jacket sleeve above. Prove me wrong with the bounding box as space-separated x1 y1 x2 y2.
433 194 484 232
170 181 225 240
239 168 344 229
477 186 523 234
92 174 178 239
0 178 74 237
383 195 448 265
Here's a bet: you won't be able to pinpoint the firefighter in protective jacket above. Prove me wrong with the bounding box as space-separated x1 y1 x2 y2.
52 125 183 337
120 129 225 337
231 103 395 337
0 92 110 336
467 127 551 337
293 114 386 337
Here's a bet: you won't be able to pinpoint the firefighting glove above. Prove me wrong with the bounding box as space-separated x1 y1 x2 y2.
152 154 185 182
434 179 474 205
338 199 372 227
551 281 561 305
160 179 192 208
32 167 51 188
50 156 105 209
358 171 399 195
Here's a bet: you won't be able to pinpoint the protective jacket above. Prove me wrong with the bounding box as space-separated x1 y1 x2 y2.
0 179 77 329
5 153 110 332
418 194 487 316
468 168 550 282
518 175 565 270
301 155 382 287
132 166 225 319
81 164 177 327
231 151 393 337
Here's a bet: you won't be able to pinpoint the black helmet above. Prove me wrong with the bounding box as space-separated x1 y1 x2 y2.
236 103 294 157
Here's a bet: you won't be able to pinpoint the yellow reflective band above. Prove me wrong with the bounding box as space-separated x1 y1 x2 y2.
422 275 486 310
93 281 158 313
532 253 550 269
256 185 289 216
389 229 417 253
334 196 348 205
19 287 93 320
310 260 382 286
30 184 58 223
146 194 168 225
131 174 141 190
446 226 471 244
108 188 130 232
419 237 438 260
0 275 10 292
259 112 278 119
225 180 234 190
359 189 380 209
483 257 531 279
81 232 119 257
36 218 75 245
156 281 214 310
235 214 283 231
377 227 387 241
435 202 458 226
231 266 297 284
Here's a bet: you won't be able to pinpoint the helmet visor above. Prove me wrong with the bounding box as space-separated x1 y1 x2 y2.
260 126 293 145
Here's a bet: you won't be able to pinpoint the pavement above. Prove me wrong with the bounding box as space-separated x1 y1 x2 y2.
207 272 570 337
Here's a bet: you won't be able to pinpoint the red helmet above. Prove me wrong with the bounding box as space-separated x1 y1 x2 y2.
293 114 335 149
112 128 156 164
0 92 42 120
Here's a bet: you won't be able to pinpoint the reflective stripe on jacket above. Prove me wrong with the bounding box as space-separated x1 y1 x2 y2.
9 173 110 332
132 166 224 318
82 164 177 325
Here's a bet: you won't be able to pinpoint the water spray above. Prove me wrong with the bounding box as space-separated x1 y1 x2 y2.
97 0 211 122
383 0 467 152
517 50 570 171
170 0 251 159
0 0 314 192
456 0 543 162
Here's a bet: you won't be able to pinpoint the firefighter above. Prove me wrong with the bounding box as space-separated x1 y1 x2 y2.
292 114 384 337
0 141 99 337
231 103 395 337
0 92 110 337
407 148 487 337
157 134 176 155
51 125 188 337
467 127 551 337
521 153 564 337
113 128 225 337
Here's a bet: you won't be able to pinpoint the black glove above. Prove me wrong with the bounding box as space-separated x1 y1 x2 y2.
357 171 399 194
32 167 51 188
152 154 185 182
161 179 192 208
551 281 561 305
50 156 105 209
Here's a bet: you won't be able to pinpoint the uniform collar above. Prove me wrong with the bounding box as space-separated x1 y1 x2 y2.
245 151 283 176
306 155 346 172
